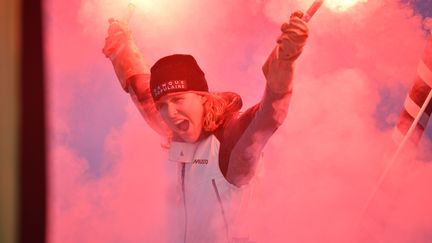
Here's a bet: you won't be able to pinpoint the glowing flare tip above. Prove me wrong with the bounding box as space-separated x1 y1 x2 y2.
324 0 368 12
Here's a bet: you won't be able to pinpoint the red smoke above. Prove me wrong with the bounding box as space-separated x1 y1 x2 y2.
46 0 432 242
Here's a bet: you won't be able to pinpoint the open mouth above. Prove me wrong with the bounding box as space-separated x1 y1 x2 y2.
175 120 190 132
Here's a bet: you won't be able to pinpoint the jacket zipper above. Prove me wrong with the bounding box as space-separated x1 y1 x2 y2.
181 163 187 243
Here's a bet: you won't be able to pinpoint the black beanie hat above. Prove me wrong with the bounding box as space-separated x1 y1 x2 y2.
150 54 209 101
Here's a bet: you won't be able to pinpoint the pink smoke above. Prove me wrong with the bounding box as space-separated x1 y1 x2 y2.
46 0 432 242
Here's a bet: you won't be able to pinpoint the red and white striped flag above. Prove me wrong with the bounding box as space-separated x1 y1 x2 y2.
393 36 432 146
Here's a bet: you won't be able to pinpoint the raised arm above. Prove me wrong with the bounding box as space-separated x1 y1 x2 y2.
262 11 309 94
224 13 309 186
102 19 170 137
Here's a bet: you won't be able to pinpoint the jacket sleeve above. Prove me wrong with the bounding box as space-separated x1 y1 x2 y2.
102 19 170 138
127 74 171 138
222 52 294 186
222 87 292 187
223 17 308 186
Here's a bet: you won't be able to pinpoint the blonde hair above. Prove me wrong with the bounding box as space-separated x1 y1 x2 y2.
202 92 242 132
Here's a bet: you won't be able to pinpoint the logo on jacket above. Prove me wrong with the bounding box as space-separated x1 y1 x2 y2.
193 159 209 165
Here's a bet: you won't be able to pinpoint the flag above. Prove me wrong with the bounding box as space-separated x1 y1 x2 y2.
393 36 432 146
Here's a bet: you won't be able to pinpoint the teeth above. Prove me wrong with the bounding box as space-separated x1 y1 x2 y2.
174 120 184 125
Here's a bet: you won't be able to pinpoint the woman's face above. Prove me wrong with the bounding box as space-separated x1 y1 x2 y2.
155 92 206 143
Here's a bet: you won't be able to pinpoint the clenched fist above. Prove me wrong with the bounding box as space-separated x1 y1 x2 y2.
277 11 309 61
102 18 149 92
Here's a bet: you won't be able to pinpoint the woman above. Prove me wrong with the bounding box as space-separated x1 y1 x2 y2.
103 12 308 243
